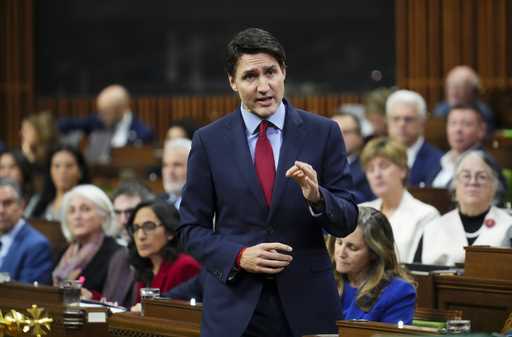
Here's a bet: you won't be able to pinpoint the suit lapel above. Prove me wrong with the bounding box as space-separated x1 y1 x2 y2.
224 109 268 210
3 221 26 274
267 104 306 223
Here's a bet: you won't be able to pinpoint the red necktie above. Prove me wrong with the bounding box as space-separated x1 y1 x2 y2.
255 120 276 206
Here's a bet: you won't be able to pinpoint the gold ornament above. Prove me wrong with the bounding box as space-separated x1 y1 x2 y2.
0 306 52 337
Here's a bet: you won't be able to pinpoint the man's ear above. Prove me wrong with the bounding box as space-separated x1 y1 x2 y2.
281 65 286 80
228 74 238 92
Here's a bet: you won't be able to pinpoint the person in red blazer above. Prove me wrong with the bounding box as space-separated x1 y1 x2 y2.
127 200 200 303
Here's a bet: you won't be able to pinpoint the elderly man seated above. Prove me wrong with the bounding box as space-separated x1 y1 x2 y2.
433 65 494 133
0 178 53 284
58 84 154 163
386 90 443 187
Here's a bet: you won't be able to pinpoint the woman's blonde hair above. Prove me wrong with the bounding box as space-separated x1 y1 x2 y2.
360 137 408 172
326 206 415 312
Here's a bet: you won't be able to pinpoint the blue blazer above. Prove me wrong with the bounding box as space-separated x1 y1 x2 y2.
341 277 416 324
58 114 154 145
0 221 53 284
349 156 374 203
178 100 358 337
408 141 443 187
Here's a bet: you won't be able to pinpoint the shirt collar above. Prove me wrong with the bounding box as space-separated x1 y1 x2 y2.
407 136 424 167
0 219 25 245
240 101 286 134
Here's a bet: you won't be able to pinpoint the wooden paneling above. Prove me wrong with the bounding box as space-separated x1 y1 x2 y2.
33 94 362 144
0 0 34 148
397 0 512 125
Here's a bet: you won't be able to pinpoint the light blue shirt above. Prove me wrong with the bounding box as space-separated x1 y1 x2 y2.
0 219 25 268
240 102 286 170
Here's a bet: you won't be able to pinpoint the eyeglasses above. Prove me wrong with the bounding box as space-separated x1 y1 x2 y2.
388 115 419 124
456 171 492 185
128 221 162 236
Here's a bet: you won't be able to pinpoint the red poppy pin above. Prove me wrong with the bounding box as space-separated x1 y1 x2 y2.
484 218 496 228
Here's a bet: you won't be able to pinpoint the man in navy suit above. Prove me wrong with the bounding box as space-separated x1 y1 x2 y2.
178 28 358 337
0 178 53 284
331 113 374 203
386 90 443 187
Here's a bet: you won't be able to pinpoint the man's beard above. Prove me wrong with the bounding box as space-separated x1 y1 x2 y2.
164 179 185 195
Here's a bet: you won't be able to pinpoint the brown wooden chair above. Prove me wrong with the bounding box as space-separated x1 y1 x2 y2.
28 218 67 260
408 187 454 215
424 117 448 151
110 146 158 171
484 137 512 169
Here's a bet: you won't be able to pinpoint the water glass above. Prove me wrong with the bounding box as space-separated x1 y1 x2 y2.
140 287 160 316
61 280 82 307
0 272 11 283
446 320 471 334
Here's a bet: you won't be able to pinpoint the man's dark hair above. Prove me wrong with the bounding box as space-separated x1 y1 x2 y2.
225 28 286 77
111 179 155 204
338 112 362 136
448 103 485 123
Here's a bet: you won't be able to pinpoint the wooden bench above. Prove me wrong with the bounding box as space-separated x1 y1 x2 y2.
408 187 453 215
29 218 67 261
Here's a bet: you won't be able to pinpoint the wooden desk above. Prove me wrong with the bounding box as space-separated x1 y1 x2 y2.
435 275 512 333
108 312 200 337
0 282 109 337
336 320 439 337
464 246 512 280
108 299 201 337
143 298 202 323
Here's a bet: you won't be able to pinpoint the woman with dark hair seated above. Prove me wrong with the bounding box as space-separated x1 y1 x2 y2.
0 150 38 216
128 200 200 306
326 206 416 324
32 144 89 221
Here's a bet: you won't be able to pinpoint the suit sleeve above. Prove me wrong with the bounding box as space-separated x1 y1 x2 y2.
178 132 244 284
316 121 358 237
19 240 53 285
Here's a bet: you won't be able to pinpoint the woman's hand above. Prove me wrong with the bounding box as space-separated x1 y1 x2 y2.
81 288 93 300
130 303 142 313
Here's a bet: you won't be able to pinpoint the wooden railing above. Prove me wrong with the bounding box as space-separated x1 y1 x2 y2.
35 94 362 143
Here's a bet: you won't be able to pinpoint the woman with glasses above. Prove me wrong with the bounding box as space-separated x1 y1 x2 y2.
418 150 512 265
360 137 440 263
53 184 120 299
128 200 200 305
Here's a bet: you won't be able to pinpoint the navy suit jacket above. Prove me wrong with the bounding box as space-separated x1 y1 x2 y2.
178 101 358 337
408 141 443 187
0 221 53 284
349 156 374 203
58 114 154 145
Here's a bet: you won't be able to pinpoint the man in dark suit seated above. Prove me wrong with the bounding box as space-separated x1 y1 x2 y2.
178 28 358 337
386 90 443 187
331 113 374 203
0 178 53 284
159 138 191 209
58 84 154 163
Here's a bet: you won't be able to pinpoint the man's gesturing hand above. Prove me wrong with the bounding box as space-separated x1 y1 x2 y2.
286 161 321 203
239 243 293 274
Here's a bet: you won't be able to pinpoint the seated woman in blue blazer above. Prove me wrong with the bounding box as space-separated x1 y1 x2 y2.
327 206 416 324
